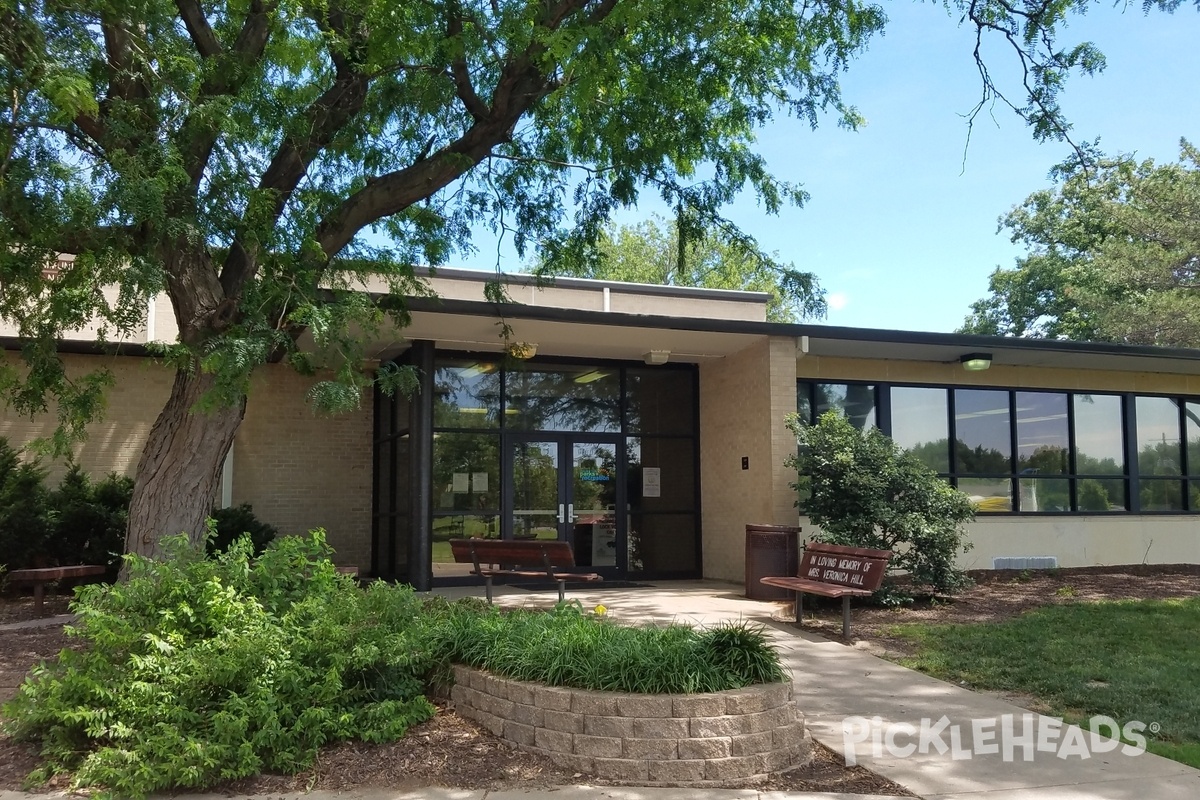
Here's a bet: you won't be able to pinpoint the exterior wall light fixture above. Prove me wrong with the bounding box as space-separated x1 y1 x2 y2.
960 353 993 371
506 342 537 359
643 350 670 365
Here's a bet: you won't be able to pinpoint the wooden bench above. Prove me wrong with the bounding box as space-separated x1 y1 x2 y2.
760 542 891 638
6 565 107 616
450 538 602 603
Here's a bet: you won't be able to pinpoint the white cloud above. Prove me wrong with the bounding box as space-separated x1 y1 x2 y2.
827 292 848 311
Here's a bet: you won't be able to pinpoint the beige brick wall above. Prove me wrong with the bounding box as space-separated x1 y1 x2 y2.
233 364 373 572
698 336 798 583
0 353 373 572
0 353 172 483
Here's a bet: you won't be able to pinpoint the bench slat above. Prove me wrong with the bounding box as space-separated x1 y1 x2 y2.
8 565 107 583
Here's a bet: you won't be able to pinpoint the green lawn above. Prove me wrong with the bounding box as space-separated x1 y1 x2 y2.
887 597 1200 768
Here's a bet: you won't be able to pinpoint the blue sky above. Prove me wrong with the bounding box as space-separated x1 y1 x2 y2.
453 3 1200 333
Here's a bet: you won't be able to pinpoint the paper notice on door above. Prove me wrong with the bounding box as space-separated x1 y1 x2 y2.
642 467 661 498
472 472 488 492
452 472 469 493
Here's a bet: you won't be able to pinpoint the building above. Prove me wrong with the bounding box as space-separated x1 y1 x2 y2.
4 268 1200 587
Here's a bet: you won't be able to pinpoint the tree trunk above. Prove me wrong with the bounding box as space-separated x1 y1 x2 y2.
123 365 247 570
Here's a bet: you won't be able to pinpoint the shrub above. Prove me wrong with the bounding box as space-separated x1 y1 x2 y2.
46 466 132 579
787 411 976 602
0 439 51 570
206 503 278 556
2 531 436 797
428 600 786 694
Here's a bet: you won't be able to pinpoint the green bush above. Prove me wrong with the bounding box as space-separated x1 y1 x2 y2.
788 411 976 602
206 503 278 556
46 466 133 579
0 438 52 570
2 531 436 797
429 600 786 694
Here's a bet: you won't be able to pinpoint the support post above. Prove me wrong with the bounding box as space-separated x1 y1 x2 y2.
409 340 435 591
842 596 851 638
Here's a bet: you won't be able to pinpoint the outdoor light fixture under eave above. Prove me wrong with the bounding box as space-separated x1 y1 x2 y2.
643 350 670 365
960 353 993 372
507 342 537 359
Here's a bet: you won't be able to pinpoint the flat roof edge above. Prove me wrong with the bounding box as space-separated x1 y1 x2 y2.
414 266 773 303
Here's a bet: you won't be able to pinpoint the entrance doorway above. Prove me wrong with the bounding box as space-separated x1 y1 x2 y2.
506 435 625 577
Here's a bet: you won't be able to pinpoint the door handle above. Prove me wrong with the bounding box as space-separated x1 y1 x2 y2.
568 503 576 522
558 504 565 524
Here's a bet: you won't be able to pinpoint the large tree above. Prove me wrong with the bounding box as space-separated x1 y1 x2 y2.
0 0 1186 561
961 140 1200 346
542 215 824 322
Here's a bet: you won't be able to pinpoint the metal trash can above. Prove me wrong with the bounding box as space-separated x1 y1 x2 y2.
744 524 800 600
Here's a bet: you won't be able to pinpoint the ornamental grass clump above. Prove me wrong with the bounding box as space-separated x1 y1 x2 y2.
2 530 437 798
430 600 786 694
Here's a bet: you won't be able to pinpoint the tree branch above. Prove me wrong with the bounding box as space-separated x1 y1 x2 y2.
447 2 489 121
177 0 277 186
218 1 370 298
175 0 223 60
312 0 617 260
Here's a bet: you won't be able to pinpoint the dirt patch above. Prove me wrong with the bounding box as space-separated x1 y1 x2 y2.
787 564 1200 658
0 595 73 625
0 624 910 797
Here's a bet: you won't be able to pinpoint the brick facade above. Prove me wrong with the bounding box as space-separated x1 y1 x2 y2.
0 354 373 572
698 336 800 583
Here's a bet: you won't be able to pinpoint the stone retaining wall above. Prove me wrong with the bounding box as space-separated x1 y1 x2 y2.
450 665 811 786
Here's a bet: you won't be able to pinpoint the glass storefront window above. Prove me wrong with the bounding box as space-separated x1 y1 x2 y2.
1074 395 1125 476
434 359 501 429
1016 392 1068 475
955 389 1012 474
891 387 950 473
1136 396 1182 477
958 477 1013 512
433 432 500 511
1018 477 1070 512
1077 478 1126 512
505 365 620 432
816 383 876 429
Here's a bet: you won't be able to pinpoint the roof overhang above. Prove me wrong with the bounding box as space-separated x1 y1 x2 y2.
349 296 1200 376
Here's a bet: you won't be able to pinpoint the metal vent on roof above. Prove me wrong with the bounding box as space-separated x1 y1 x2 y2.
992 556 1059 570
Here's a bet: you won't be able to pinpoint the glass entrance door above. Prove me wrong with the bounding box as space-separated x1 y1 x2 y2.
504 435 624 577
509 439 561 543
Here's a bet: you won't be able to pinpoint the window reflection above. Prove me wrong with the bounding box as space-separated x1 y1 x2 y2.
505 365 620 432
1074 395 1125 476
891 387 950 473
1136 397 1182 476
627 369 694 434
796 382 876 430
434 360 501 429
1016 392 1068 475
954 390 1012 474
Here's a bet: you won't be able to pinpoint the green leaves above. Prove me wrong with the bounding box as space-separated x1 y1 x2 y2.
2 532 438 797
962 140 1200 347
788 411 976 601
428 600 786 694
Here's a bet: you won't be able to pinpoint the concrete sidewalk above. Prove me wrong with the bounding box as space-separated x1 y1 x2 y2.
463 580 1200 800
